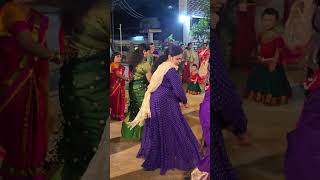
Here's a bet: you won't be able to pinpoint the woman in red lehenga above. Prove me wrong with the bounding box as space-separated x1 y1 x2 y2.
232 1 257 69
0 1 60 179
110 52 129 121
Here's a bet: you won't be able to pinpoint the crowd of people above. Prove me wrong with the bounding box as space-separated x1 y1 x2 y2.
110 40 210 178
110 41 210 121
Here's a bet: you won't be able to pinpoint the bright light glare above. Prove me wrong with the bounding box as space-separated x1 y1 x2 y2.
179 15 190 23
132 36 144 41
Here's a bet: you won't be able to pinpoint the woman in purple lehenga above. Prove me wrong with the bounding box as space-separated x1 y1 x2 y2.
211 6 250 179
191 85 210 180
284 86 320 180
284 5 320 179
129 45 200 175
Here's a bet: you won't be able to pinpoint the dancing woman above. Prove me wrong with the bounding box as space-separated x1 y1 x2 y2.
0 0 61 179
121 44 152 140
211 5 250 179
110 52 128 121
285 2 320 179
285 49 320 180
57 0 109 179
191 85 210 180
129 45 200 175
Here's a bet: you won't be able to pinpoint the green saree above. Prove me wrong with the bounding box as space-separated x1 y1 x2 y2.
57 0 109 179
121 61 150 140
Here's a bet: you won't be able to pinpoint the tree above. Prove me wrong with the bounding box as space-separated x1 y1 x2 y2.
190 0 210 43
190 18 209 43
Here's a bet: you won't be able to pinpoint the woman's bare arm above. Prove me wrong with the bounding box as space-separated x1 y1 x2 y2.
146 71 152 82
115 71 128 80
16 30 52 59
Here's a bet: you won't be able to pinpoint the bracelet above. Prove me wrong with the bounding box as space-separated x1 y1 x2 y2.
48 53 54 61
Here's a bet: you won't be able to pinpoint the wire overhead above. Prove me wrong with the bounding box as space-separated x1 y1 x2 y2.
112 0 144 19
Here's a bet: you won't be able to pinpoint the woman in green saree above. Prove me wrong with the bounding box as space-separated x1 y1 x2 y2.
122 44 152 140
57 0 109 179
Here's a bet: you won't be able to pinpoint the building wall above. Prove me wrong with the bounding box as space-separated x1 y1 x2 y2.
33 5 62 91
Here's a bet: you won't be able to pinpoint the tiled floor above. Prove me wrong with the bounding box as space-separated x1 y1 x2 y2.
230 69 303 180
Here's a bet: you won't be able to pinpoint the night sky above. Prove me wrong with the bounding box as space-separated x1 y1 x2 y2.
112 0 182 41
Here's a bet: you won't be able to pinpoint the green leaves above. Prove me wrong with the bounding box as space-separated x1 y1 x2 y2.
190 17 209 43
190 1 209 43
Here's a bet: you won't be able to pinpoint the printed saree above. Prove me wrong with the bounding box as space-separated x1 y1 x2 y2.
110 62 126 121
57 0 109 179
121 61 150 140
0 2 49 179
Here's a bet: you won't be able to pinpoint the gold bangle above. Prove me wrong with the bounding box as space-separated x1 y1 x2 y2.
48 53 54 61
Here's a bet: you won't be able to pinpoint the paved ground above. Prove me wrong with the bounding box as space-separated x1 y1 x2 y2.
230 69 303 180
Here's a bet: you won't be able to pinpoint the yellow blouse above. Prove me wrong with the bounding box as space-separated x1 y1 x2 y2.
110 62 120 73
0 2 27 35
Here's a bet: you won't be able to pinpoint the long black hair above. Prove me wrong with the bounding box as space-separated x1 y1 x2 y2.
111 52 121 62
313 0 320 32
151 46 183 73
261 8 280 20
186 43 192 50
61 0 100 33
129 43 150 71
167 44 183 57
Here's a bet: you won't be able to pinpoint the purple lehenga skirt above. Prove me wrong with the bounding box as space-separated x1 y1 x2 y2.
137 68 200 175
285 88 320 180
197 89 210 174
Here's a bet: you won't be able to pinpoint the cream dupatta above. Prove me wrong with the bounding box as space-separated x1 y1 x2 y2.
283 0 315 49
128 61 178 128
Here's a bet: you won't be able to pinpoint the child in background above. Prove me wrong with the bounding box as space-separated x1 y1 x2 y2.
187 64 203 95
246 8 291 106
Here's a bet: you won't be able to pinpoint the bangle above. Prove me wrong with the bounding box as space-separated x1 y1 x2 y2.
48 53 54 61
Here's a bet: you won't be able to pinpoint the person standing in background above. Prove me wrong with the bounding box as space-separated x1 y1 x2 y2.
182 43 197 83
0 0 61 179
110 52 129 121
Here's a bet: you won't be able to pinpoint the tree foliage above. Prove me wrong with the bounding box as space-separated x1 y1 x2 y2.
190 1 210 43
